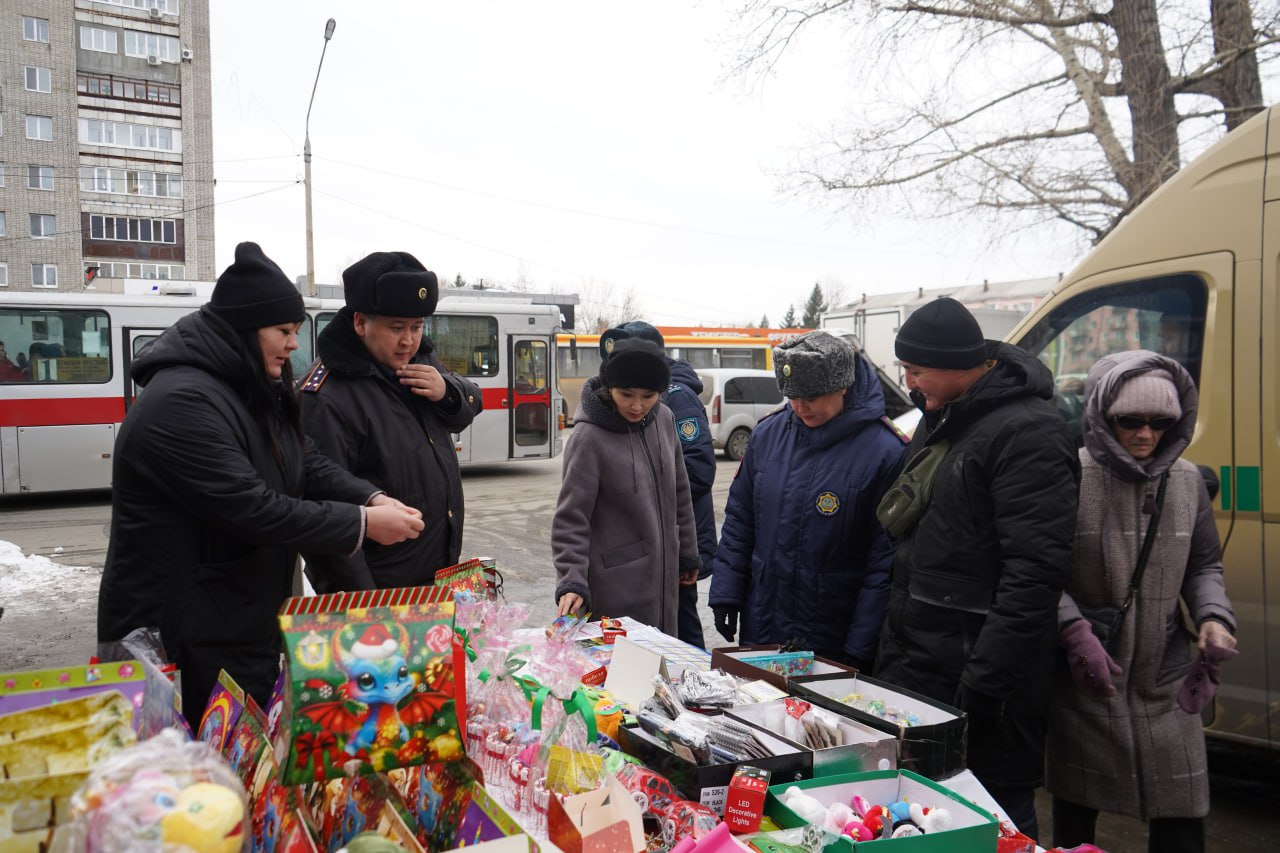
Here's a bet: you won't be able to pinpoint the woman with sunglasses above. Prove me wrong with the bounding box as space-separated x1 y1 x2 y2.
1046 350 1236 853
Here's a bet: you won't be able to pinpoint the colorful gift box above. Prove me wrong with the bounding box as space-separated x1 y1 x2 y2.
276 586 465 785
198 670 249 756
0 662 146 729
709 646 855 693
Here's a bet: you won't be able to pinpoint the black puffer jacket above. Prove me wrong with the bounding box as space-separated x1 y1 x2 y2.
97 307 377 721
875 342 1079 787
300 308 482 591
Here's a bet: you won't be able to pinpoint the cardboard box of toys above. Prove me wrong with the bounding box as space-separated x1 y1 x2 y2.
726 697 897 777
789 674 965 780
764 769 997 853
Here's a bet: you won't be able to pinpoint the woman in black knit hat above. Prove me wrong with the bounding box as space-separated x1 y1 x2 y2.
551 338 702 635
97 242 425 725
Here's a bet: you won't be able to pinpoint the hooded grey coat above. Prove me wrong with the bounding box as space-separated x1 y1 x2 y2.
1046 350 1235 819
552 375 700 635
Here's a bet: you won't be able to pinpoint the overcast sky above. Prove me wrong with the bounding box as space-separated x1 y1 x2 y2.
208 1 1083 326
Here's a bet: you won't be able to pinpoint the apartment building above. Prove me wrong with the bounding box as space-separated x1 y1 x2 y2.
0 0 212 292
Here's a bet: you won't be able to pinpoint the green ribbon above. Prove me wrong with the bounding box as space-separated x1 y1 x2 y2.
530 686 598 745
453 626 479 662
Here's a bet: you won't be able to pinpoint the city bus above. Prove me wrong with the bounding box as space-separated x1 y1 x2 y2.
0 291 562 494
555 327 810 424
1006 105 1280 750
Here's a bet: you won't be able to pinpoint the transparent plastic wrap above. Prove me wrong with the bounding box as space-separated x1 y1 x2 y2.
96 627 186 738
673 668 739 711
56 727 248 853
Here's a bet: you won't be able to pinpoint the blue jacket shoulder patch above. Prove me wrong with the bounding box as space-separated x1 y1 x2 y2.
676 417 701 442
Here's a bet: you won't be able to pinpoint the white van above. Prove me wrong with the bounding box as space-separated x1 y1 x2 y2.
695 368 783 460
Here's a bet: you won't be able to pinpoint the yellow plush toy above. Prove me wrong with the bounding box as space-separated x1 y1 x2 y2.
160 781 245 853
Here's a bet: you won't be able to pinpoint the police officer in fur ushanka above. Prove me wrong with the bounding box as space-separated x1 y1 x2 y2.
299 251 483 591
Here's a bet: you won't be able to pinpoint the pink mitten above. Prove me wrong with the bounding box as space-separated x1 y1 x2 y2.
1177 639 1238 713
1060 619 1122 697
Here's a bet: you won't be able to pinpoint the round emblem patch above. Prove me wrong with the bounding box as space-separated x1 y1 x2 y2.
677 418 700 442
604 338 616 354
418 287 428 300
782 364 792 377
815 491 840 515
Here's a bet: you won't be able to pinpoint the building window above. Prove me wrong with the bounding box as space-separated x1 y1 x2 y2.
32 264 58 288
28 166 54 191
77 72 181 105
30 214 55 239
23 17 49 43
23 67 52 94
25 116 53 141
89 214 176 244
0 165 5 187
89 0 181 13
124 31 179 63
81 163 183 195
0 264 7 287
80 26 118 54
81 119 179 152
0 213 6 236
92 260 185 280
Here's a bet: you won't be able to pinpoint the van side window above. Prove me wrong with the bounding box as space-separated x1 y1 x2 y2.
724 378 750 404
750 376 783 405
0 307 111 383
1017 274 1208 444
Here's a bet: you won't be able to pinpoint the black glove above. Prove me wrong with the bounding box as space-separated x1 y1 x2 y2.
712 607 738 643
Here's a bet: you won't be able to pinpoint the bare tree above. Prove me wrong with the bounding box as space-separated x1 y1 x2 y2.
575 279 643 331
730 0 1278 242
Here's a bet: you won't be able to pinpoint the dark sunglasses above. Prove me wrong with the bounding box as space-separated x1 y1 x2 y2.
1113 415 1177 431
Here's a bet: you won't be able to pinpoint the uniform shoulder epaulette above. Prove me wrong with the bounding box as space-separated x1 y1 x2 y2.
881 414 911 444
300 363 330 393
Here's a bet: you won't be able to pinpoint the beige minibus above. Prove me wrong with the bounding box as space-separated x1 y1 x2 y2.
1008 106 1280 750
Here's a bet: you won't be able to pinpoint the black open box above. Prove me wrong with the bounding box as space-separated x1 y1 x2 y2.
615 711 813 814
790 672 967 779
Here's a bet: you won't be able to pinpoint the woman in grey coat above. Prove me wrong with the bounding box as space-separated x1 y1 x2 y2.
1047 350 1236 853
552 338 701 635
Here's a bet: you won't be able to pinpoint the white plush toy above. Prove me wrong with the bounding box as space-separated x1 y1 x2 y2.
780 787 826 825
822 802 854 832
908 802 953 833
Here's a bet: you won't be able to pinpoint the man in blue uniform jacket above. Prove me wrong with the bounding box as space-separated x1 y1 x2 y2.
599 321 716 648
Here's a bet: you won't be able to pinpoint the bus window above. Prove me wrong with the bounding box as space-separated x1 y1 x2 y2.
719 348 757 369
426 314 498 377
1016 274 1208 444
290 314 314 377
0 307 111 383
513 340 547 393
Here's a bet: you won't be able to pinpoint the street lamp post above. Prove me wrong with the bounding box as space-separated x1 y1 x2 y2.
304 18 337 298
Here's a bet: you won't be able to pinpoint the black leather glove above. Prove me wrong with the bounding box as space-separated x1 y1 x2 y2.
712 607 739 643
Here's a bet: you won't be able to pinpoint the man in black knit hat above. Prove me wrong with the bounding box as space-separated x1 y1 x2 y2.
874 297 1079 841
299 251 483 591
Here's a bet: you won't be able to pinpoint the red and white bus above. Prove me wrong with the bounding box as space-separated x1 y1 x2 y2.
0 291 563 494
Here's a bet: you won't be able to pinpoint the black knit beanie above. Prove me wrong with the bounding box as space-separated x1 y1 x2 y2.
343 251 438 318
600 338 670 392
894 297 987 369
209 242 304 331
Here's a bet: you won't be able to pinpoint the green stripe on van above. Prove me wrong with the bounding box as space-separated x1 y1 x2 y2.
1236 466 1261 512
1220 466 1232 511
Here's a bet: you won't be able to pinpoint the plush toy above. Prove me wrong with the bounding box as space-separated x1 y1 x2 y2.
823 802 854 832
780 786 826 825
850 794 872 816
887 800 912 824
160 781 245 853
891 823 923 838
841 818 875 841
860 804 890 835
909 802 953 834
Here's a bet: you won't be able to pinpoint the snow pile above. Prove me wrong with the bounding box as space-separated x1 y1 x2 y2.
0 539 95 597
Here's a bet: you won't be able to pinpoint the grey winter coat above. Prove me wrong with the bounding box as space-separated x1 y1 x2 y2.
552 376 701 635
1046 350 1235 819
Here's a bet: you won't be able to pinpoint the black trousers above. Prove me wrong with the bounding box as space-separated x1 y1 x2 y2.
676 582 706 649
983 782 1040 843
1053 796 1205 853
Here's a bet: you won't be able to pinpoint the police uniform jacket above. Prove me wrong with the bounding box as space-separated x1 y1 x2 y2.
665 358 717 570
707 353 907 662
97 307 378 721
300 307 482 591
